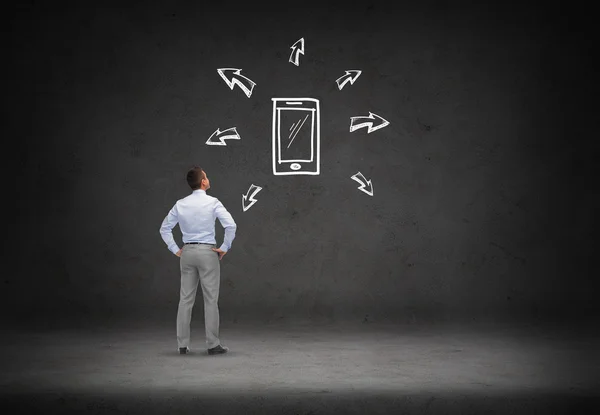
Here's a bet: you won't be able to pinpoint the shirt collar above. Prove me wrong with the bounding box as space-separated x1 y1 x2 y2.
193 189 206 194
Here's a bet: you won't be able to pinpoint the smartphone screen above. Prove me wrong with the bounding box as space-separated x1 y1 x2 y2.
279 108 314 162
272 98 320 175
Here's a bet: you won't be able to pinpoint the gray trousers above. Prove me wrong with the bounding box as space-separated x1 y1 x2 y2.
177 243 221 349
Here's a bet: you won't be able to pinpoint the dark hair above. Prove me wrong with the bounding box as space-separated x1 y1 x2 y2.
186 166 205 190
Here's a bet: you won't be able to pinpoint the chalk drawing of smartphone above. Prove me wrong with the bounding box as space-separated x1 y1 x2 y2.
272 98 320 175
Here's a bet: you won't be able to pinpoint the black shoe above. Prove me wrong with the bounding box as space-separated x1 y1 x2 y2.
208 345 229 355
179 347 190 354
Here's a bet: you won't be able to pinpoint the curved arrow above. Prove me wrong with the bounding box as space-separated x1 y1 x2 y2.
335 70 362 90
217 68 256 98
289 37 304 66
242 184 262 212
350 172 373 196
206 127 241 146
349 112 389 133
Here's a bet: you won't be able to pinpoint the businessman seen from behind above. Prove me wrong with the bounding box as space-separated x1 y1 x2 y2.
159 166 237 355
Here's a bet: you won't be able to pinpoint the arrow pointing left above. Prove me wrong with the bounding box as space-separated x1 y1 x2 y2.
242 184 262 212
206 127 241 146
217 68 256 98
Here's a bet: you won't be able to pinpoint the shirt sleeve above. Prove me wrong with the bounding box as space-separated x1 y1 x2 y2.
214 199 237 252
159 204 180 255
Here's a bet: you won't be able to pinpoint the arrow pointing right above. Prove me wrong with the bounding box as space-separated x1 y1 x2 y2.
335 70 362 90
349 112 390 133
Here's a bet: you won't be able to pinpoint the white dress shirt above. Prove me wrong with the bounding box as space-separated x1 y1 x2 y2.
159 189 237 255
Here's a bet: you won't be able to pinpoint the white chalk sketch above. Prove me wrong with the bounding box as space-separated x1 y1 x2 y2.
335 70 362 90
289 38 304 66
217 68 256 98
272 98 320 175
205 127 241 146
349 112 390 133
242 184 262 212
351 172 374 196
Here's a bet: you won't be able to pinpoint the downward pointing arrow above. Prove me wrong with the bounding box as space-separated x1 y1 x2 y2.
206 127 241 146
350 172 374 196
349 112 390 133
217 68 256 98
289 37 304 66
242 184 262 212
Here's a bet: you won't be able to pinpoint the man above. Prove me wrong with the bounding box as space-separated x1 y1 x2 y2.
159 166 237 355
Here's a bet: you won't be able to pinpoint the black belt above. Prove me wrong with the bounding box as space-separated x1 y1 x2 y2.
184 242 213 245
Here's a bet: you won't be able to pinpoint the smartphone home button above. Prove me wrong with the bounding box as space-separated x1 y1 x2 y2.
290 163 301 170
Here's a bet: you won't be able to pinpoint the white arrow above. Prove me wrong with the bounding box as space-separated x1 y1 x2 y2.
206 127 241 146
350 172 373 196
217 68 256 98
335 70 362 90
349 112 390 133
289 37 304 66
242 184 262 212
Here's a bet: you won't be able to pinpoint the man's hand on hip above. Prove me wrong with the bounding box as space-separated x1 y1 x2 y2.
175 248 182 257
212 248 227 260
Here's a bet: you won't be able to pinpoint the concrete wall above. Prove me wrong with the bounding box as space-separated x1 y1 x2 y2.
5 2 595 323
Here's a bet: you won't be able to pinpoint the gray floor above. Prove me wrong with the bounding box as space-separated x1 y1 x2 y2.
1 319 598 414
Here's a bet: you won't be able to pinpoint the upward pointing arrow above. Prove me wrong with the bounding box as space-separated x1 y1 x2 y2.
217 68 256 98
289 38 304 66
